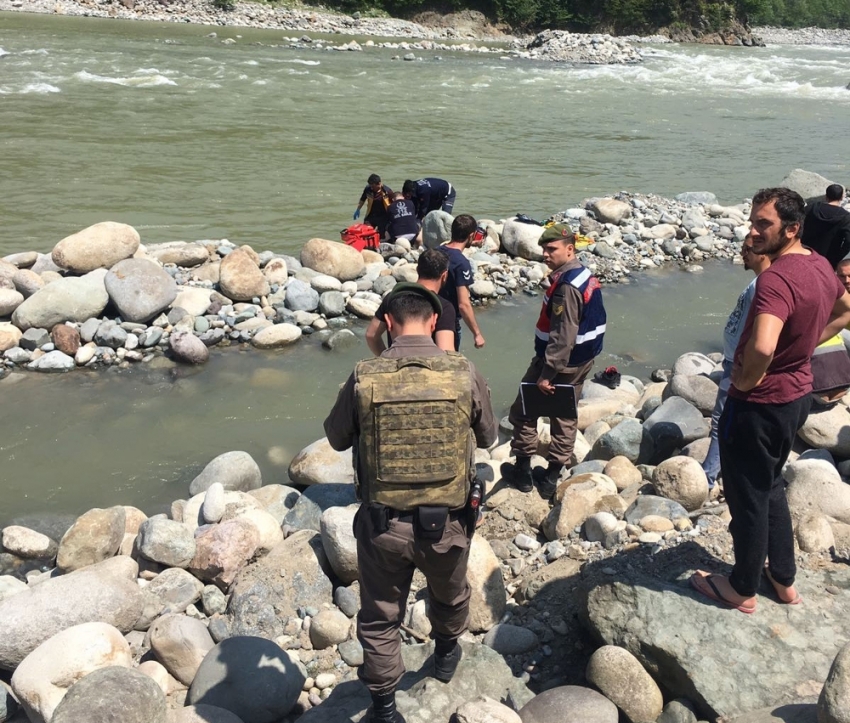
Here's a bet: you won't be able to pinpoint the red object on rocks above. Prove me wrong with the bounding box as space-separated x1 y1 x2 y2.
340 224 381 252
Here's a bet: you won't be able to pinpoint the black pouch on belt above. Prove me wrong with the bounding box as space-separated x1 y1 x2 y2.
413 506 448 541
367 503 390 534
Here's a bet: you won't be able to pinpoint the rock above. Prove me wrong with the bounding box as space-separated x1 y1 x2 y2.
586 566 850 720
320 506 358 584
819 639 850 723
301 238 365 281
3 251 38 269
602 456 642 491
52 221 140 273
289 437 354 485
456 696 522 723
105 258 177 323
247 484 300 525
11 622 131 723
544 473 619 540
591 198 631 225
785 459 850 525
189 451 262 496
51 324 81 355
170 331 210 364
57 505 125 572
796 513 835 553
518 685 618 723
251 323 302 348
0 289 23 316
231 508 283 553
725 704 816 723
285 278 320 311
262 257 289 285
501 219 544 261
1 525 57 559
780 168 835 201
310 608 351 648
172 287 213 316
589 418 653 464
147 242 210 267
228 531 332 637
219 247 270 301
284 484 357 532
0 681 18 722
94 319 127 349
676 191 717 205
319 290 346 317
0 322 22 352
421 210 454 249
323 328 359 350
137 517 196 568
171 705 246 723
668 374 718 416
188 519 259 588
797 405 850 456
466 536 506 632
20 327 49 350
0 576 27 603
482 624 538 655
672 352 716 378
470 279 496 298
346 295 379 318
150 614 215 686
137 567 204 629
187 637 305 722
642 397 709 462
202 483 227 524
51 666 167 723
656 699 698 723
584 512 619 542
0 557 144 670
652 456 708 512
585 645 663 723
12 269 109 331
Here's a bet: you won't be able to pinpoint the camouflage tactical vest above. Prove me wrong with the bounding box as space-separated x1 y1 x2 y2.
353 353 474 511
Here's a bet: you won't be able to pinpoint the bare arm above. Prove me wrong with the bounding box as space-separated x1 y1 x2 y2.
365 317 388 356
457 285 485 348
435 329 455 352
818 291 850 345
731 313 783 392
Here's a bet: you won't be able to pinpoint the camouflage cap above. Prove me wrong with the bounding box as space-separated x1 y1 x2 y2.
539 223 576 245
386 282 442 315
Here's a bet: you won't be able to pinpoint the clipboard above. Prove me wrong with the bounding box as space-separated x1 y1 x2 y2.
520 382 578 419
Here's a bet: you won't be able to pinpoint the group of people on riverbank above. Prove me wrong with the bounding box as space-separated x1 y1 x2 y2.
324 182 850 722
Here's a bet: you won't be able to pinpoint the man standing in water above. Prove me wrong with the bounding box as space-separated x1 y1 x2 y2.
691 188 850 613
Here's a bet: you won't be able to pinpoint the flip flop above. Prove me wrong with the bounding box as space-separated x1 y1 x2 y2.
763 566 802 605
690 572 756 614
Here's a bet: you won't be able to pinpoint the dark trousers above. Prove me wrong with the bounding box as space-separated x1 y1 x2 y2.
508 356 593 466
354 506 471 694
718 394 811 597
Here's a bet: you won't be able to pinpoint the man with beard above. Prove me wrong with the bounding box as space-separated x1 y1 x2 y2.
691 187 850 614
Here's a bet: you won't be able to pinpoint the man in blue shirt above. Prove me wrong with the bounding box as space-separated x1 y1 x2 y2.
438 215 485 351
402 178 456 220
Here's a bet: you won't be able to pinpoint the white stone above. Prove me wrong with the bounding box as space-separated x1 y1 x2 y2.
251 324 302 348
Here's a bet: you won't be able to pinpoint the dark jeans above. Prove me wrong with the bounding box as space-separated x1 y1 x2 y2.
718 393 811 597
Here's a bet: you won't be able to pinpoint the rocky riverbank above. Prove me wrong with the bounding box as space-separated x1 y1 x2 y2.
2 168 846 377
3 347 850 723
753 25 850 46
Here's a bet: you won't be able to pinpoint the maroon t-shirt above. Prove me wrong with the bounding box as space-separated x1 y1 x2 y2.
730 251 845 404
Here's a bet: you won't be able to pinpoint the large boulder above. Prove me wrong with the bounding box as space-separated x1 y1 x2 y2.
150 614 215 686
219 246 270 302
11 622 131 723
668 374 718 416
320 505 359 584
288 437 354 485
642 397 709 462
0 556 143 670
52 221 140 273
105 258 177 323
589 418 654 464
284 278 320 312
585 645 663 723
785 458 850 525
187 637 305 722
189 451 263 496
797 405 850 457
591 198 631 225
543 473 618 540
300 238 365 282
189 519 260 587
467 536 507 633
652 456 709 512
501 219 544 261
672 352 716 378
51 666 167 723
56 505 126 572
819 640 850 723
421 210 454 249
780 168 836 201
12 269 109 331
518 685 618 723
283 484 358 532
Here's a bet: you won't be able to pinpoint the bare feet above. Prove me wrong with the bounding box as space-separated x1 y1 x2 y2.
763 567 802 605
690 571 757 613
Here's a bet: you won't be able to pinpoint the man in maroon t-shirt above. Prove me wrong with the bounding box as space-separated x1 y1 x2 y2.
691 187 850 614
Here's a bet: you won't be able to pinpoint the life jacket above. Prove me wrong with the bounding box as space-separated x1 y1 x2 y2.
534 265 606 365
353 353 474 511
341 224 381 252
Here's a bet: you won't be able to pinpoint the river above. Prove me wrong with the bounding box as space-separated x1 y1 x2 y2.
0 12 848 528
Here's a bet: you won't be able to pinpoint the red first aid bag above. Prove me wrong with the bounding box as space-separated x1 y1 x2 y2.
340 224 381 252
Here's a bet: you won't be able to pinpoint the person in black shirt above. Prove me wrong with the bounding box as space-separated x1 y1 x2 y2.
402 178 456 221
802 184 850 269
355 174 393 236
438 215 485 350
386 193 420 244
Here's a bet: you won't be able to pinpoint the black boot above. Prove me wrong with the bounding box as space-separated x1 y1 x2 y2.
434 639 463 683
370 690 407 723
537 462 564 501
501 456 533 493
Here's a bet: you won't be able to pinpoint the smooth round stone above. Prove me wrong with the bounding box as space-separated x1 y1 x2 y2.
251 324 302 349
51 666 166 723
1 526 57 560
310 274 342 292
483 624 538 655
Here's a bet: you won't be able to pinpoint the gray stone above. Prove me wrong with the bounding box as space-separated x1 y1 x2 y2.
518 686 618 723
780 168 836 201
657 699 698 723
421 210 454 249
643 396 709 463
323 328 359 350
105 258 178 323
94 320 128 349
501 219 544 261
482 624 538 655
137 567 204 630
189 451 262 496
318 290 346 318
137 517 196 568
187 636 305 722
668 374 718 416
51 666 166 723
170 331 210 365
27 350 75 373
150 614 215 686
592 198 632 224
672 352 716 378
585 645 663 723
726 705 816 723
57 506 125 572
338 639 364 667
334 585 360 618
247 485 300 525
624 495 690 525
797 405 850 457
288 437 354 486
202 585 227 616
0 557 144 670
309 608 351 649
285 278 320 312
139 326 163 347
219 247 270 302
675 192 718 205
283 484 357 532
0 289 24 316
320 506 359 584
372 275 396 296
589 418 654 464
301 238 365 281
19 327 49 350
819 639 850 723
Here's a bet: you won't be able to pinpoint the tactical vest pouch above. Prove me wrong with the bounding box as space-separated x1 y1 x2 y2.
414 506 448 541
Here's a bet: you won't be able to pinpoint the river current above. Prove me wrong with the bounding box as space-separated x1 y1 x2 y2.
0 12 849 526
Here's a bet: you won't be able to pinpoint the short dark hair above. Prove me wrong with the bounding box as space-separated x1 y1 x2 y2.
827 184 845 202
367 174 381 186
451 214 477 242
386 292 434 324
417 249 449 280
402 180 417 196
752 187 805 236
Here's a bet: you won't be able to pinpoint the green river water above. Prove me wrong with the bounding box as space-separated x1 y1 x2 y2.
1 11 849 527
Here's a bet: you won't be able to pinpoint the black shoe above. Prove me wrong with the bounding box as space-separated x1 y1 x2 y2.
593 365 621 389
434 641 463 683
537 463 564 501
370 690 407 723
501 456 533 493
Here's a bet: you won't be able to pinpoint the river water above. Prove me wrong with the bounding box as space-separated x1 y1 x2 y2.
1 12 849 527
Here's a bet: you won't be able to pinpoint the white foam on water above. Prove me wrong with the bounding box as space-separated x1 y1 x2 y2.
74 70 176 87
243 60 259 66
20 82 61 94
21 48 49 56
0 48 9 58
287 69 309 75
252 79 267 85
281 58 320 66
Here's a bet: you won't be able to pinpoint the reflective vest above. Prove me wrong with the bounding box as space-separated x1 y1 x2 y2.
353 353 474 511
534 265 606 365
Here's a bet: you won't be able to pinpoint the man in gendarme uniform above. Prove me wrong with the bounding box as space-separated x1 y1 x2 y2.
502 223 607 499
323 283 497 723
